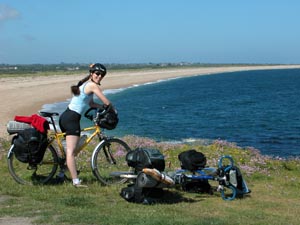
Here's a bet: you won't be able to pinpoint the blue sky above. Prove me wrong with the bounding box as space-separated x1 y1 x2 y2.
0 0 300 64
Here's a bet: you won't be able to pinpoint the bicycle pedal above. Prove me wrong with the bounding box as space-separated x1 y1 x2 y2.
55 176 65 184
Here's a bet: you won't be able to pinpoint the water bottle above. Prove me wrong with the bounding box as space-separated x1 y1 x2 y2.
229 169 238 187
58 140 67 179
62 140 67 153
75 134 87 155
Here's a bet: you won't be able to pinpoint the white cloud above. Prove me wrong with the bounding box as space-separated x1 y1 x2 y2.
0 4 20 22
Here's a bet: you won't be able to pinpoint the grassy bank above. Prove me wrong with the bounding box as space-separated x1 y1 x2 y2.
0 136 300 225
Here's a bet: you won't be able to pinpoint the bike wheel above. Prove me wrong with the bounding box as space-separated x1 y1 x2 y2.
91 138 132 185
7 144 59 185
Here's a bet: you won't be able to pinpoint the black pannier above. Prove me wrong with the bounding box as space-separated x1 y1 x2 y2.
178 149 207 171
121 148 167 204
120 183 165 204
12 128 48 164
126 148 165 172
97 106 119 130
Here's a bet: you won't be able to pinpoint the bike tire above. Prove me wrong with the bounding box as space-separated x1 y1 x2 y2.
91 138 132 185
7 144 59 185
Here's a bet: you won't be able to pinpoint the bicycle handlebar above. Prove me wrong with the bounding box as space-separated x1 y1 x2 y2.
84 104 113 122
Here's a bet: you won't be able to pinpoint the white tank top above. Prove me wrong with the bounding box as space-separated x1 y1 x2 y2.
68 82 93 114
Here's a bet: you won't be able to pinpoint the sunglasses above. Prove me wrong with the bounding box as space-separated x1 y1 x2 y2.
94 71 105 77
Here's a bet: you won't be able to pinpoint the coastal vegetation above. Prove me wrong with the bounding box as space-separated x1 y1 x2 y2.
0 62 280 77
0 136 299 225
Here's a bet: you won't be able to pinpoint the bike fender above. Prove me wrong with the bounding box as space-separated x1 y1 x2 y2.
221 185 237 201
91 139 106 169
7 144 15 158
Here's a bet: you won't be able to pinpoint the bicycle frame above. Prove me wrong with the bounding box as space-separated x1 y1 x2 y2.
47 125 103 157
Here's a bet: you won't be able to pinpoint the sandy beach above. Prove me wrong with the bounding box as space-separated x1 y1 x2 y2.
1 64 300 139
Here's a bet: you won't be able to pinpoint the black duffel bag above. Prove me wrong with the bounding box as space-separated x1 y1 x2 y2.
12 128 48 164
126 148 165 172
178 149 207 171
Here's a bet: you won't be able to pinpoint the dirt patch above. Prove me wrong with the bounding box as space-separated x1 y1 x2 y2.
0 195 11 204
0 195 33 225
0 216 33 225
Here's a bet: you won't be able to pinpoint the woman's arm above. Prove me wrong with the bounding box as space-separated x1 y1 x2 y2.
86 82 110 108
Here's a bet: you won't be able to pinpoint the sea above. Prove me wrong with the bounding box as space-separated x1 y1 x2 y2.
41 68 300 158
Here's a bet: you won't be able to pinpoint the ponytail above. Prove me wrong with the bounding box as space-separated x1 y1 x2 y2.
71 74 91 95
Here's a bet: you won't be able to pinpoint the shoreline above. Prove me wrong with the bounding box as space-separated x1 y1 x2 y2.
1 64 300 139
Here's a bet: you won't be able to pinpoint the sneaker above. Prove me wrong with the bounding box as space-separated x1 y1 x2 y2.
73 183 88 188
73 180 88 188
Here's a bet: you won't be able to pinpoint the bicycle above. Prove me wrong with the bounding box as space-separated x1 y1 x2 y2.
119 155 251 201
7 107 132 185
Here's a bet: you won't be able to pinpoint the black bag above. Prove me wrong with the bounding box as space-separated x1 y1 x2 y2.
178 149 207 171
97 106 119 130
120 183 164 204
126 148 165 172
12 128 48 164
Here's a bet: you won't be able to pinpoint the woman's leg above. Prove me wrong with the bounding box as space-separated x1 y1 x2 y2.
65 135 80 182
59 109 86 187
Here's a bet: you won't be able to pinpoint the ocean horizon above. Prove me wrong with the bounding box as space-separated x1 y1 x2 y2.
42 69 300 158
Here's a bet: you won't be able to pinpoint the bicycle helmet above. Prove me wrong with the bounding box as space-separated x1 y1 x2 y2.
89 63 107 76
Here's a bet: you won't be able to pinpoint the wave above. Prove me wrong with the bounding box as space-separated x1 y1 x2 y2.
159 138 214 146
104 75 184 95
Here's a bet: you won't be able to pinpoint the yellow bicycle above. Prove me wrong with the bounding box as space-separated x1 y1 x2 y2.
7 108 132 185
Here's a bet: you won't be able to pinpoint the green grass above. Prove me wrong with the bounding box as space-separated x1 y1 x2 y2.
1 136 300 225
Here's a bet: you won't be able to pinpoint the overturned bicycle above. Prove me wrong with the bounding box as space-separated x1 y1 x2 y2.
116 148 251 203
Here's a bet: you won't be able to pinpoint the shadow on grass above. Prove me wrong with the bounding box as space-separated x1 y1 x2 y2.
157 189 200 204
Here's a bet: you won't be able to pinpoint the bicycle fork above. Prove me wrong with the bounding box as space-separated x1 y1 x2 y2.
91 139 117 171
103 144 117 165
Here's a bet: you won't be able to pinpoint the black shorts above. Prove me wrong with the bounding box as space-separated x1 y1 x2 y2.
59 108 81 136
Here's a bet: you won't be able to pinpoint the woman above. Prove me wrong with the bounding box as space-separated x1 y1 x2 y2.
59 63 111 187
